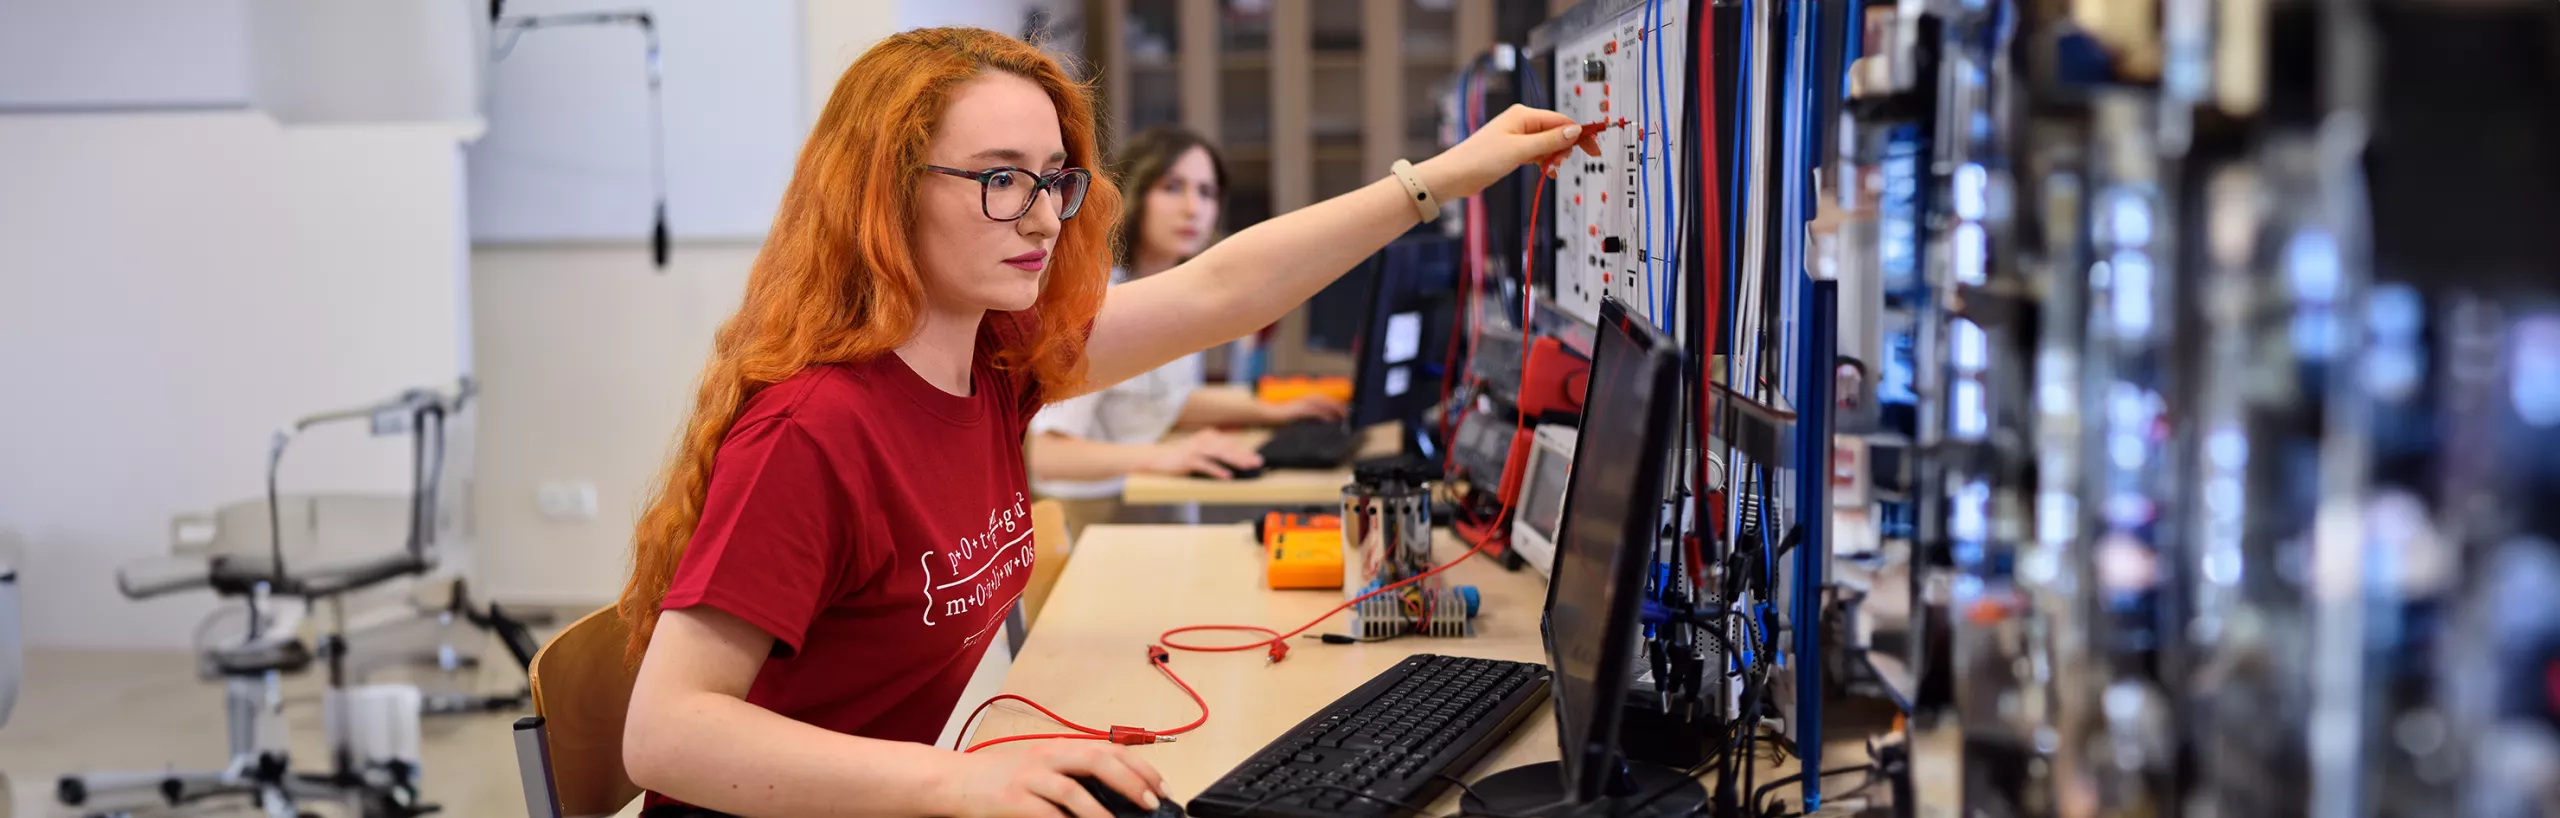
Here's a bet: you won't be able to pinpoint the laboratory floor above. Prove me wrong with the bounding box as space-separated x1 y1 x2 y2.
2 600 1019 818
0 646 592 818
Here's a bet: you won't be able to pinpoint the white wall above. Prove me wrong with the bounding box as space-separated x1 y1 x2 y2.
468 0 1056 606
248 0 489 125
0 0 256 110
467 244 758 604
0 112 470 649
467 0 805 242
801 0 904 118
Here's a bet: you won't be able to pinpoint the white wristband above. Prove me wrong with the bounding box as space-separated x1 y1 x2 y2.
1388 159 1440 223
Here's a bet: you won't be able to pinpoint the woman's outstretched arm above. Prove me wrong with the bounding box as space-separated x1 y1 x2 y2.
1069 106 1595 397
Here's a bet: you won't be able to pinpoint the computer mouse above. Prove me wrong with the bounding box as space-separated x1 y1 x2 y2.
1189 464 1265 480
1071 775 1184 817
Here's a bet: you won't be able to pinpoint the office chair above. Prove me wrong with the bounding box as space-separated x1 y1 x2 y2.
514 607 644 818
57 382 475 818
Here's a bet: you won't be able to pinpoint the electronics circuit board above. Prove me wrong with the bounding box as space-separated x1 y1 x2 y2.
1549 0 1690 333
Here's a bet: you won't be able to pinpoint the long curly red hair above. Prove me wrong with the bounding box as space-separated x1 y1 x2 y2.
617 28 1119 662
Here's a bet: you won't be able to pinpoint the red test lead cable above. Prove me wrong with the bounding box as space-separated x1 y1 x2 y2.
1160 537 1500 663
954 644 1206 753
1690 0 1725 590
1450 118 1614 540
1177 122 1611 652
970 526 1507 750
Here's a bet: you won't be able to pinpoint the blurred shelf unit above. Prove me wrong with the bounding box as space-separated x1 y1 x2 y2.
1087 0 1501 377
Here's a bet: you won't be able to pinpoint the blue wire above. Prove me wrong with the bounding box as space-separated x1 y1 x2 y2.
1778 0 1802 402
1651 0 1676 334
1456 64 1471 140
1757 464 1779 665
1759 602 1778 666
1639 0 1658 322
1840 0 1862 105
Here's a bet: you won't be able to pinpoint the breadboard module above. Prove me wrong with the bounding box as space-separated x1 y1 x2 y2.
1549 0 1690 332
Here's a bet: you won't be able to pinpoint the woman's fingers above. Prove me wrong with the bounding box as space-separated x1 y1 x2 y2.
1118 751 1170 795
1288 396 1349 421
1214 447 1265 470
1029 772 1113 818
1497 104 1596 158
1499 103 1575 134
1077 750 1167 812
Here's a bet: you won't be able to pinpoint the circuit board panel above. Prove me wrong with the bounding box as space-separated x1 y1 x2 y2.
1549 0 1690 333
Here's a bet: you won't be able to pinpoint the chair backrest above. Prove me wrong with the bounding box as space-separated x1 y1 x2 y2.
526 607 643 817
1021 499 1074 629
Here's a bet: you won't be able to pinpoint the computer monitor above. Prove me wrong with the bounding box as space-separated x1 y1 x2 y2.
1347 235 1459 454
1463 296 1703 816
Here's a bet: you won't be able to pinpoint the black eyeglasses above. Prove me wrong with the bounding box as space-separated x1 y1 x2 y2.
924 165 1093 222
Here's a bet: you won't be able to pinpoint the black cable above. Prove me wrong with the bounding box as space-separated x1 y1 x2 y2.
1616 751 1726 816
1760 727 1798 764
1433 773 1486 805
1717 649 1779 814
1751 765 1873 818
1741 697 1758 818
1306 632 1414 645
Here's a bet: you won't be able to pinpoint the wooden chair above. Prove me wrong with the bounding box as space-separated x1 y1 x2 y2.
1020 499 1074 630
513 607 643 818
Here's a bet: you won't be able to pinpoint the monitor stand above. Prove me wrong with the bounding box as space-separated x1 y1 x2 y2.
1404 409 1439 463
1459 758 1706 817
1353 411 1441 474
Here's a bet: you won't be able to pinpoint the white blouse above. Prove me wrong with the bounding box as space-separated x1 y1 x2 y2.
1030 269 1204 500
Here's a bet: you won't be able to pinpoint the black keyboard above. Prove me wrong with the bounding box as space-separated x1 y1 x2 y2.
1187 654 1551 817
1258 420 1361 470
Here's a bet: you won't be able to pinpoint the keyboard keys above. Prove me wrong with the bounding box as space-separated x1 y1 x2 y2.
1192 655 1552 818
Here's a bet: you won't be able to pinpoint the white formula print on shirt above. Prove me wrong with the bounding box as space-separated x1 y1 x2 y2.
917 493 1035 646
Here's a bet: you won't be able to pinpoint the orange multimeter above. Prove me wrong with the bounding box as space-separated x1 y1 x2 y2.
1256 374 1353 407
1257 511 1344 589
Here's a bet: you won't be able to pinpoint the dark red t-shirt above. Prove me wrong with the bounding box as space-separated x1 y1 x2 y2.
645 313 1047 810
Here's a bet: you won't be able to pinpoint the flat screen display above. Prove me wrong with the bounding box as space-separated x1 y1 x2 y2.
1542 302 1677 800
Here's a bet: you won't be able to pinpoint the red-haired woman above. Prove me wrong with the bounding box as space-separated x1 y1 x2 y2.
616 27 1591 818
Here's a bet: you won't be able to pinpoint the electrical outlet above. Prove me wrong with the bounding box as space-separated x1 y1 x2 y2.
537 481 599 522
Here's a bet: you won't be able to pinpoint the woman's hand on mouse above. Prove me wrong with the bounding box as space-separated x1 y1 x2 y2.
936 742 1168 818
1260 395 1348 425
1413 104 1602 202
1140 429 1264 479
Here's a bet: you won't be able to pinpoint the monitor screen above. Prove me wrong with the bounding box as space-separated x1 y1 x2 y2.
1542 298 1679 800
1350 236 1458 430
